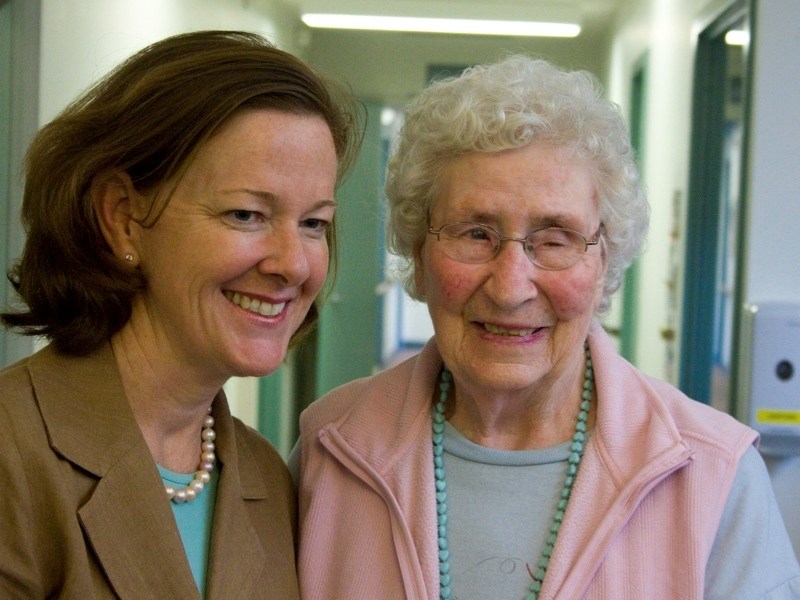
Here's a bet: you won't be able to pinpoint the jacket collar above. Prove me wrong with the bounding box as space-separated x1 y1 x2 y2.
206 396 270 598
325 338 443 472
541 321 694 599
29 343 200 597
326 321 691 478
29 343 143 477
587 319 691 481
28 343 268 599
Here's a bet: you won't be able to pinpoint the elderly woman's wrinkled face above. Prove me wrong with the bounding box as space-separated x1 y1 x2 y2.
415 140 606 397
130 109 337 383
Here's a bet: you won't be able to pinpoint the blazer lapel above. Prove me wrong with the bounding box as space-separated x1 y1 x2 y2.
205 398 268 599
29 344 199 599
78 449 200 599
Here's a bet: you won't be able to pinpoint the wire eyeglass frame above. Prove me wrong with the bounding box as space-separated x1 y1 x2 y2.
426 221 602 270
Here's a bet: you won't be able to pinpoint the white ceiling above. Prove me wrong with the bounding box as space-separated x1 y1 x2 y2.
278 0 634 105
285 0 629 40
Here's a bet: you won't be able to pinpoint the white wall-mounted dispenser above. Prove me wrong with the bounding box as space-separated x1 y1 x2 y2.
738 302 800 456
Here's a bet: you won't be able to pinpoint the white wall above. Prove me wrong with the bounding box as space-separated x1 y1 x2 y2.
741 0 800 557
40 0 303 122
744 0 800 302
607 0 735 383
609 0 800 558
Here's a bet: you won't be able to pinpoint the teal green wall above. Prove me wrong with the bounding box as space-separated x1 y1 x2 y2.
316 101 383 397
1 0 38 368
1 1 12 366
620 57 647 361
257 368 286 452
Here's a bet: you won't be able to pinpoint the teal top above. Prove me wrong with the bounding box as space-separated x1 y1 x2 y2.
158 465 220 597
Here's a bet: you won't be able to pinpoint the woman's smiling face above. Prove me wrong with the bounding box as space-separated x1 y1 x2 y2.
129 109 338 383
416 140 606 397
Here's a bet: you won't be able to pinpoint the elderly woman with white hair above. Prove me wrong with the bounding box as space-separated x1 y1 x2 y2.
292 55 800 599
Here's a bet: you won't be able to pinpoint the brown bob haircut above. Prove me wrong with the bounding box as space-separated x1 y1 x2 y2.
2 30 364 356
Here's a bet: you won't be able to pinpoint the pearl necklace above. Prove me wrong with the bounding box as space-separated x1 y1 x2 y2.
164 407 216 504
432 343 593 600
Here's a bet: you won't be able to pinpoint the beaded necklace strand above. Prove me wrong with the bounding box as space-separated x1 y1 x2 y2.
163 407 216 503
432 342 593 600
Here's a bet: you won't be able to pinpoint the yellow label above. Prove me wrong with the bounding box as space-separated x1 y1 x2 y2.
756 409 800 425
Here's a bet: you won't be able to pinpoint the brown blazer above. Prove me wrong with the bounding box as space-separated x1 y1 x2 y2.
0 343 299 599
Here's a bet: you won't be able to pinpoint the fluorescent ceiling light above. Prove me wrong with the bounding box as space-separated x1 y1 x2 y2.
301 14 581 37
725 30 749 46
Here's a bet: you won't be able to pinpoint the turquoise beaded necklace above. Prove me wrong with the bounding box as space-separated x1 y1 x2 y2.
432 342 593 600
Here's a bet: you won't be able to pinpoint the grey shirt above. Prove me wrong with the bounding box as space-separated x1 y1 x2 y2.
441 423 800 599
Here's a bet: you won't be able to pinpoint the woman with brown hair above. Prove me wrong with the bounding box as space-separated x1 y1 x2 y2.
0 30 362 599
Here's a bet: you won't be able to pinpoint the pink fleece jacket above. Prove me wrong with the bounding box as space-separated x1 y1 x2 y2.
296 321 758 599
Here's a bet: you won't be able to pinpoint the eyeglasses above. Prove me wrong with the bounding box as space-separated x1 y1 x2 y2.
427 222 601 270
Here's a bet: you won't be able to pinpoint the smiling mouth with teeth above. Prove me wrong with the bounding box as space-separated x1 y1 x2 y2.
483 323 536 337
225 291 285 317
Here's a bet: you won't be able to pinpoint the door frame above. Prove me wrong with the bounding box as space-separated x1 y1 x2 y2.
679 0 751 406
